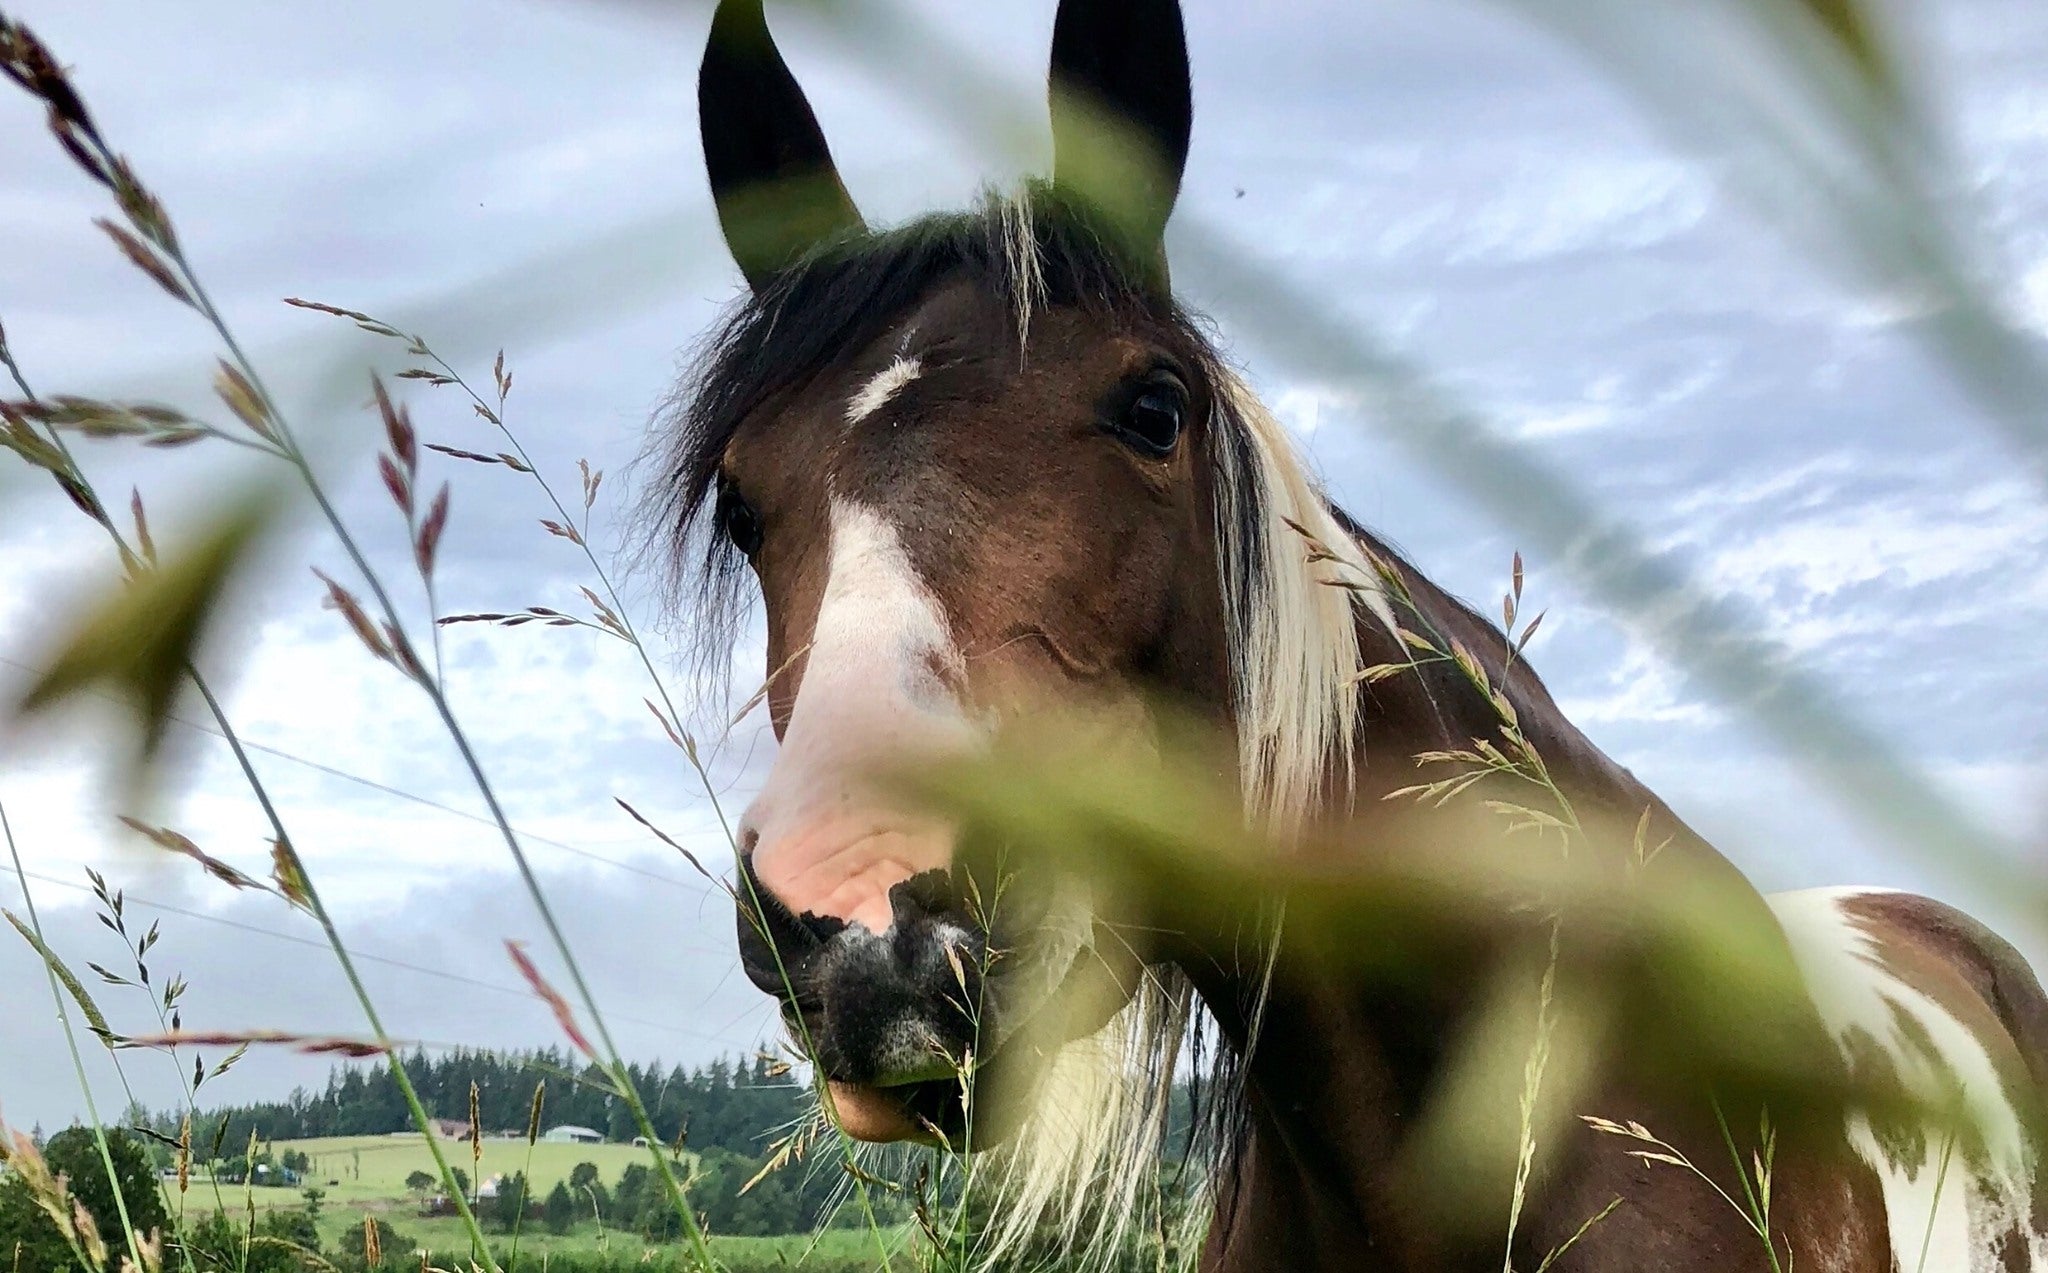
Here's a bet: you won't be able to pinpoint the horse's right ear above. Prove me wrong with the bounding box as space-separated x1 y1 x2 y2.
1048 0 1193 290
698 0 864 291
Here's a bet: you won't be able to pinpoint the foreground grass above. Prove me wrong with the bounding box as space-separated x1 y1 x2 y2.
310 1213 903 1266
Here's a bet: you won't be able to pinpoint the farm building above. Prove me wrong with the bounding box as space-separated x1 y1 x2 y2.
541 1124 603 1144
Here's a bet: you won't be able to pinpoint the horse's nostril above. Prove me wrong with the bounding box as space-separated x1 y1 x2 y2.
734 843 846 997
890 868 965 921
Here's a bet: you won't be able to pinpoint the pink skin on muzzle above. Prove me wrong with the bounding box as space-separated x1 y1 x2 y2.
826 1081 930 1143
736 501 972 935
743 814 954 937
738 500 979 1131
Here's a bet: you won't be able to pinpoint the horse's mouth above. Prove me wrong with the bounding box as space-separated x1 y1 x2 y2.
819 940 1131 1149
802 917 1150 1149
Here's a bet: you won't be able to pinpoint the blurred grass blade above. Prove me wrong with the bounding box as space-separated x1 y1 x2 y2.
789 0 2047 928
912 713 1938 1138
1795 0 1898 101
1497 0 2048 483
13 482 281 769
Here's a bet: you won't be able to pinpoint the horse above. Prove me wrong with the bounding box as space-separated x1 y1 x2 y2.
651 1 2048 1269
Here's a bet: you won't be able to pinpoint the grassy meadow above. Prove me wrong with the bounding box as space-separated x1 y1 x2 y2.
232 1134 900 1270
301 1214 893 1270
256 1135 684 1209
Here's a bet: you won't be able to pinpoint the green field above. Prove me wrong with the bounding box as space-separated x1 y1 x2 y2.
302 1212 902 1267
254 1134 688 1211
200 1135 909 1268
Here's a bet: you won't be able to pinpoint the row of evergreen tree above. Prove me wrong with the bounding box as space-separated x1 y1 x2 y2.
150 1048 808 1157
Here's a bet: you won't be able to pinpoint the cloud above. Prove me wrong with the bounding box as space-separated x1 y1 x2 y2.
1555 639 1718 728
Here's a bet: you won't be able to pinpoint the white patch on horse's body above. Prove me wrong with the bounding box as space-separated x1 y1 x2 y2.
1770 886 2045 1272
738 497 967 935
846 356 923 424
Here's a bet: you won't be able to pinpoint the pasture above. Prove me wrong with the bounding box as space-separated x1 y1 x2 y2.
260 1134 678 1210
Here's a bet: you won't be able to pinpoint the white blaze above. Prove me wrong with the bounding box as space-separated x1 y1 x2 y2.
739 497 972 935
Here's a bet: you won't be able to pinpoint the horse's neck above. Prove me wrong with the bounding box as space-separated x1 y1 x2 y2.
1341 542 1637 811
1190 533 1776 1269
1197 967 1490 1270
1187 557 1575 1266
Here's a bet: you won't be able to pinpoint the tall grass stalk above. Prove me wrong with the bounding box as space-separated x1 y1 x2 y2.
290 308 906 1269
7 330 280 1273
503 1082 546 1270
0 1111 106 1273
0 20 737 1266
3 363 501 1273
1 800 149 1272
1343 549 1595 1271
0 23 511 1267
188 673 505 1271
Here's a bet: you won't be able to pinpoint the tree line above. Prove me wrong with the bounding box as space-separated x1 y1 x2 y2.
147 1048 808 1159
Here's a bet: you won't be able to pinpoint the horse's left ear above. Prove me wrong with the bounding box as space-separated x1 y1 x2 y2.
1048 0 1193 289
699 0 865 291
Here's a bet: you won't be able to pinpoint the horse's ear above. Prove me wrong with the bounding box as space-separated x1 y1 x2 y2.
1048 0 1192 289
698 0 864 291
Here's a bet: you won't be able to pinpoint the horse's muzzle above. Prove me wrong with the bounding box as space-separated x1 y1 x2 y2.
737 858 991 1102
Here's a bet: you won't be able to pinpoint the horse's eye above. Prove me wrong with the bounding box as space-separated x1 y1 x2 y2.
1115 383 1185 457
718 483 764 556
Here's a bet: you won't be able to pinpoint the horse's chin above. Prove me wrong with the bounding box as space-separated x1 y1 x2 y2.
826 1080 935 1144
825 1077 986 1148
825 1039 1045 1150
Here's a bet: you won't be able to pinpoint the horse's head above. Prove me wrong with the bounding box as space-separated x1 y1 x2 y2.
660 0 1367 1156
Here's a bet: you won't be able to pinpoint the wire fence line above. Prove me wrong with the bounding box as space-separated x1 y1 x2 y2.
2 866 765 1052
0 652 732 897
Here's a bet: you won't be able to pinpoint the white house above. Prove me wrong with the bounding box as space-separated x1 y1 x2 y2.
541 1124 603 1145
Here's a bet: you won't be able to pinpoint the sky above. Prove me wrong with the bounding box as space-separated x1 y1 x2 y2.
2 0 2047 1133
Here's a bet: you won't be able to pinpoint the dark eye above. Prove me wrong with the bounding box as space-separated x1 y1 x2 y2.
717 481 763 556
1112 380 1185 458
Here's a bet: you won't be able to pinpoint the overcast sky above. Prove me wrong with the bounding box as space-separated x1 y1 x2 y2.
3 0 2047 1134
